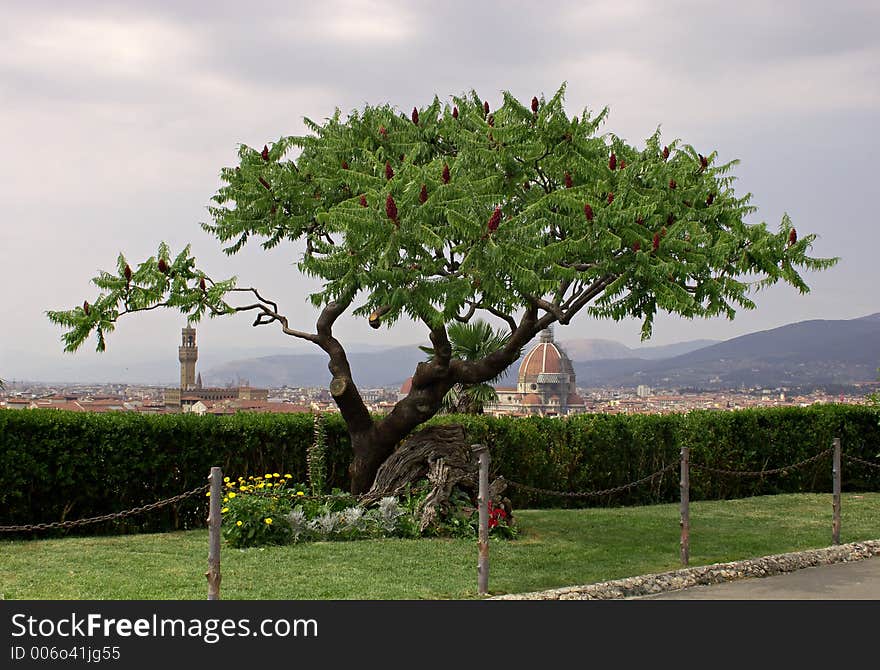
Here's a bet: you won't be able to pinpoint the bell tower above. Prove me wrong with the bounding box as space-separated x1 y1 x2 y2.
179 326 198 390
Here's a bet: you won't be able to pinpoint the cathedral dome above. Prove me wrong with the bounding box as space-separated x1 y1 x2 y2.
517 327 575 386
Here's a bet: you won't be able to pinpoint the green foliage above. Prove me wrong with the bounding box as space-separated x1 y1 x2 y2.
308 413 328 495
2 405 877 533
421 319 514 414
49 85 835 355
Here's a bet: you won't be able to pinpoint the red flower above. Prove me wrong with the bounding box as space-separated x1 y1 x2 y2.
385 161 394 181
441 163 450 184
419 184 428 204
489 518 498 529
662 146 670 161
199 277 206 291
564 171 573 189
633 241 641 252
653 232 660 251
607 192 614 205
584 203 594 221
487 206 502 233
699 154 708 171
452 106 459 119
531 96 539 113
636 216 644 227
411 107 419 125
788 228 797 246
706 192 715 206
359 195 368 208
609 152 617 171
342 160 349 170
669 179 677 190
483 100 490 116
158 258 169 274
379 125 387 137
385 193 398 224
82 301 90 315
123 264 132 282
619 159 626 170
261 145 269 161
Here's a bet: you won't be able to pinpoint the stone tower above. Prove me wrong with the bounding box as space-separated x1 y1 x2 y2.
179 326 198 390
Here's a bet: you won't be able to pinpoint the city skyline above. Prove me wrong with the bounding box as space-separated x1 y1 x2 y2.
2 1 878 383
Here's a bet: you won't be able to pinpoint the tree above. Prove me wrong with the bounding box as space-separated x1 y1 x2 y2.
420 319 514 415
48 85 836 494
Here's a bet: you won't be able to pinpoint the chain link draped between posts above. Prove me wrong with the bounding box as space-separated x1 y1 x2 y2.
689 448 834 478
506 461 678 499
843 453 880 470
0 484 210 533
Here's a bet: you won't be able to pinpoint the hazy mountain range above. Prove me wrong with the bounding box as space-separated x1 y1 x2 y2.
200 314 880 391
6 314 877 391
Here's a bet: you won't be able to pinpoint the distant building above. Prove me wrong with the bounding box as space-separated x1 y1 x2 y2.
488 327 586 416
164 326 267 411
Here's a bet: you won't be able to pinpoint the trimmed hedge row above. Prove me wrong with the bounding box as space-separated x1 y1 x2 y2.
1 405 878 533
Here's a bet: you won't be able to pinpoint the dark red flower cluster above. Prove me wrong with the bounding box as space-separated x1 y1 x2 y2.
411 107 419 125
662 146 670 161
483 100 490 117
788 228 797 246
158 258 169 274
385 161 394 181
261 145 269 161
607 192 614 205
488 503 507 529
441 163 450 184
487 206 502 233
669 179 677 190
359 195 368 208
199 277 206 291
609 152 617 171
342 160 349 170
83 301 90 315
564 171 573 189
385 193 398 224
584 203 594 221
123 264 132 282
531 96 539 113
452 106 459 119
379 125 387 137
419 184 428 204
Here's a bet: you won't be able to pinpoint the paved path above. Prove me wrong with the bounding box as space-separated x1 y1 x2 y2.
637 555 880 599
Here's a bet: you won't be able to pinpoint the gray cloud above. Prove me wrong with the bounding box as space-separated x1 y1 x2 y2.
1 0 877 382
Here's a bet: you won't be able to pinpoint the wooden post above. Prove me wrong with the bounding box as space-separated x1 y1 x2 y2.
832 437 841 546
680 446 690 566
206 466 222 600
472 444 490 596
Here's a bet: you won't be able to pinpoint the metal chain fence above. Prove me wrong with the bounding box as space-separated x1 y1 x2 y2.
506 461 678 499
690 448 834 477
843 453 880 470
0 484 209 533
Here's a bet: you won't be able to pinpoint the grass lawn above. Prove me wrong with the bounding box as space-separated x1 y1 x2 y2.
1 493 878 600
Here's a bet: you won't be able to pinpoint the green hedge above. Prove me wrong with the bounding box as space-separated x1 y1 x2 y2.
1 405 878 534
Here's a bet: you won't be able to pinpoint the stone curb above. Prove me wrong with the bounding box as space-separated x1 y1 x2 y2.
489 539 880 600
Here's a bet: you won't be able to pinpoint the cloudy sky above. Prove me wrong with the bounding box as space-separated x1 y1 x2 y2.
2 0 878 383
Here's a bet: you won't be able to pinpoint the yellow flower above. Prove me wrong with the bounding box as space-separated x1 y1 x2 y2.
222 497 228 503
264 518 273 525
265 473 272 479
284 474 292 479
221 507 229 513
236 520 243 527
223 476 230 483
272 473 280 478
228 492 236 499
257 483 265 489
205 491 211 497
296 491 305 496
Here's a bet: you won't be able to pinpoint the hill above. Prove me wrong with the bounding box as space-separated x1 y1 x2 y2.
574 314 880 390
